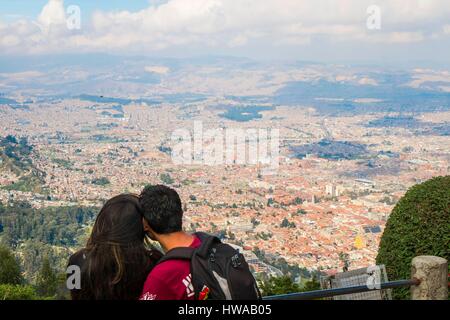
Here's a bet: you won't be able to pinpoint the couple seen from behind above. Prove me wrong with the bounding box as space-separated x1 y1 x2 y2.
68 185 261 300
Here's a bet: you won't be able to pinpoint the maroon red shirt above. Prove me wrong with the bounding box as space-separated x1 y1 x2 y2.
140 235 201 300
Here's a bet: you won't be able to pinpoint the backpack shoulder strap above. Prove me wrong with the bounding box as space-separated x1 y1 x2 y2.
157 247 195 264
194 232 221 258
193 232 211 242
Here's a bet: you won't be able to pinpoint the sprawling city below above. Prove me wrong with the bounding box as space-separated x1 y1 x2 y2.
1 55 450 278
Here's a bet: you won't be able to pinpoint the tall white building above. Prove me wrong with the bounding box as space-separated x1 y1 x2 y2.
326 184 342 197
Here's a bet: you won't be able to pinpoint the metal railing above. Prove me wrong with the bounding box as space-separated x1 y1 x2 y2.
263 278 420 300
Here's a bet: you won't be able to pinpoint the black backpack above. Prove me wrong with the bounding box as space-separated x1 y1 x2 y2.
157 232 261 300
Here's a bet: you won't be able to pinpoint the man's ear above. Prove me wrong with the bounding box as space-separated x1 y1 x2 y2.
142 217 157 240
142 217 150 232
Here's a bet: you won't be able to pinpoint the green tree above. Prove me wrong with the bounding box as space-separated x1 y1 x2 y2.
91 177 110 186
0 245 23 285
258 275 301 296
36 257 58 298
301 277 321 292
160 173 174 185
0 228 14 247
54 273 71 300
280 218 296 229
376 176 450 299
0 284 37 300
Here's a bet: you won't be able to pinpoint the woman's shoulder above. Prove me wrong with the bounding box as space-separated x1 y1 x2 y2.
148 248 163 261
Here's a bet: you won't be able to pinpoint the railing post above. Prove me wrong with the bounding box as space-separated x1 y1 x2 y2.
410 256 448 300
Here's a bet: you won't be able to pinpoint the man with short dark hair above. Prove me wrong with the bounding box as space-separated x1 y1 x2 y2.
139 185 200 300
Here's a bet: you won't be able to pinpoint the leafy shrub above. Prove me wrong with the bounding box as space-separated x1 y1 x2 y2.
258 275 321 297
376 176 450 299
0 284 37 300
0 245 23 285
258 275 301 296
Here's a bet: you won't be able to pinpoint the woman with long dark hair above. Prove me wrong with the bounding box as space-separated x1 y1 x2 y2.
68 194 162 300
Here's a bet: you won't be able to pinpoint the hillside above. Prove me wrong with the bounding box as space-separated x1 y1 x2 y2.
0 200 96 282
0 135 46 193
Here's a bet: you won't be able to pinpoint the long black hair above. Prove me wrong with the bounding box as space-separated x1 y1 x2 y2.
69 194 162 300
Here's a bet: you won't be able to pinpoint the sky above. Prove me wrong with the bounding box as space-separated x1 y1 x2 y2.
0 0 449 64
0 0 153 21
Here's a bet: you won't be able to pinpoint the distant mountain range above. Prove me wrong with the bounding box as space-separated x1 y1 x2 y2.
1 54 450 117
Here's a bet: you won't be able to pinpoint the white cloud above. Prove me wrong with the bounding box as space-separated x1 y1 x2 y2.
144 65 170 74
386 32 425 43
38 0 66 28
228 34 248 47
358 77 378 86
0 0 449 55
